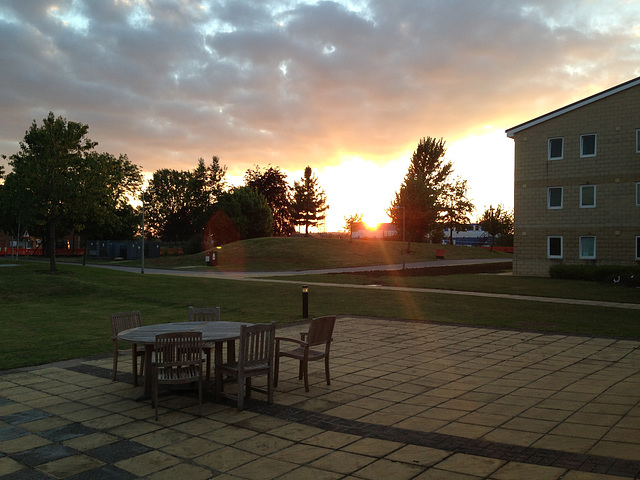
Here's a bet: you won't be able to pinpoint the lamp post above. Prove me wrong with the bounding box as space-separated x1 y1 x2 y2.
393 206 405 270
141 188 154 274
302 285 309 318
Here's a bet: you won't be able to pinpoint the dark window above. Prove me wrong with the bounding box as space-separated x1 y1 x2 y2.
548 187 563 209
548 138 563 160
581 134 597 157
548 236 563 258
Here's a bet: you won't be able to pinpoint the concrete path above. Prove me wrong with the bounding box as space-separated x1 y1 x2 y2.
2 316 640 479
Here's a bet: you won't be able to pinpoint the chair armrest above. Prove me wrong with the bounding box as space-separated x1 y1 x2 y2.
275 336 307 347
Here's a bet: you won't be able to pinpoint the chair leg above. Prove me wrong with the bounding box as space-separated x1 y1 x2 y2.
303 360 309 392
274 354 280 387
204 348 212 381
198 377 203 417
267 372 274 404
325 355 331 386
237 374 244 410
112 343 118 381
132 345 139 387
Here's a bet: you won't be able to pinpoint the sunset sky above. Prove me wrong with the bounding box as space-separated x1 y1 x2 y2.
1 1 639 232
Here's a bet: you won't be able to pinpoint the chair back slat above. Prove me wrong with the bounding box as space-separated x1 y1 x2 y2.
239 323 275 368
110 311 142 337
154 332 203 378
306 315 336 346
188 306 221 322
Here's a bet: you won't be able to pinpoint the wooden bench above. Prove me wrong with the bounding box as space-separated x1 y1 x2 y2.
436 249 445 259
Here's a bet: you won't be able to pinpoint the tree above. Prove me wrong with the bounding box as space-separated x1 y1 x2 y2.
245 165 294 236
440 178 475 245
479 204 514 251
145 157 226 243
2 113 98 272
390 137 453 244
206 186 273 245
70 152 143 264
343 213 363 241
292 166 329 236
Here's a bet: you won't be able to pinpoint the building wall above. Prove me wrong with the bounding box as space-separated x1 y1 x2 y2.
511 84 640 276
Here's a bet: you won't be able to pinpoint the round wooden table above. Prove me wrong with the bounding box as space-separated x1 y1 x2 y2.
118 321 251 397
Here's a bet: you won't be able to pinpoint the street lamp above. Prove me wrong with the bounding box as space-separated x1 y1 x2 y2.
141 188 154 274
392 206 405 270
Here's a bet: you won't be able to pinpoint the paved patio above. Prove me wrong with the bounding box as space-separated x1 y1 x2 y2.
1 316 640 479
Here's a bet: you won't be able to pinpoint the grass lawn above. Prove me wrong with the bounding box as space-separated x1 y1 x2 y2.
77 236 513 271
2 255 639 371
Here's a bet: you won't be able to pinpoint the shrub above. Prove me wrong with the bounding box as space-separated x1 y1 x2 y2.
549 265 640 287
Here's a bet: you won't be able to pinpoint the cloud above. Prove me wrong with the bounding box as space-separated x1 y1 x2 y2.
1 0 639 230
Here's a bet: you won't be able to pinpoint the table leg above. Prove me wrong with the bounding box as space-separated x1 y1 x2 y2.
214 340 223 399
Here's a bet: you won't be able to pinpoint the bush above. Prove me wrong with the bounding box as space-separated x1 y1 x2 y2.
549 265 640 287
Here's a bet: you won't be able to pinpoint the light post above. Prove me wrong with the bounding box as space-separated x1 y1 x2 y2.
302 285 309 318
141 188 154 274
393 206 405 270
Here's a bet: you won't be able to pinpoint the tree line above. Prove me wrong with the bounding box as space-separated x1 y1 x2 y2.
0 113 329 272
0 114 512 273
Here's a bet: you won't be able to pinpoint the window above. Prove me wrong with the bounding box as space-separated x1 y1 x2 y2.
548 236 563 258
579 236 596 259
636 236 640 260
548 187 563 209
636 130 640 153
580 185 596 208
548 137 563 160
637 182 640 206
580 134 597 157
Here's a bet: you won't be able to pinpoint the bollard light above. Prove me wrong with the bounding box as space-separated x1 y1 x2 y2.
302 285 309 318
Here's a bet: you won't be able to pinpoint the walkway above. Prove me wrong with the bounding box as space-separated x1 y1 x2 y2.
2 317 640 479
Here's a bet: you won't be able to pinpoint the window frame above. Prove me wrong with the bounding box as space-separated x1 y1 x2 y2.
547 187 564 209
636 129 640 154
548 137 564 160
547 236 563 259
580 185 596 208
580 134 597 158
579 236 596 259
636 182 640 206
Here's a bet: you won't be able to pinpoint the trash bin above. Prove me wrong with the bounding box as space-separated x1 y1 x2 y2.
205 251 218 266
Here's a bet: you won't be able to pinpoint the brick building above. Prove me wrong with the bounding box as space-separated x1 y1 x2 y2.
506 76 640 276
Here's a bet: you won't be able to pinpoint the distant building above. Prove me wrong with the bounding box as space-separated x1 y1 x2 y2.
442 224 490 246
351 222 397 239
506 76 640 276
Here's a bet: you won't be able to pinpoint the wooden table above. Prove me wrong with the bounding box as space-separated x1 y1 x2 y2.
118 321 251 398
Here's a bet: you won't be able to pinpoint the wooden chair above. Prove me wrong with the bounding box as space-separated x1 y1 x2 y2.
188 306 231 380
274 315 336 392
216 322 276 410
151 331 204 420
110 311 144 386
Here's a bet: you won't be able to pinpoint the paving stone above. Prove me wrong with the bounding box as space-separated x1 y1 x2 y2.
40 423 96 442
85 439 151 463
1 409 52 426
12 443 77 467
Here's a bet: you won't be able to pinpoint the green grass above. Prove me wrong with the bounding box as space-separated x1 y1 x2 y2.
80 236 512 271
2 252 639 371
282 272 640 304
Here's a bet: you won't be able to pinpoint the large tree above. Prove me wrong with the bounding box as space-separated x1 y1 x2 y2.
206 186 273 245
479 204 514 251
245 165 294 236
145 157 226 243
440 178 475 245
390 137 453 244
291 166 329 236
71 152 143 264
0 112 140 272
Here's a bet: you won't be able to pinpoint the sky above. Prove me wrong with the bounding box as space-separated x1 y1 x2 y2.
1 1 639 232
